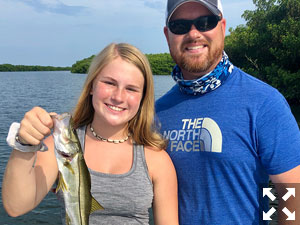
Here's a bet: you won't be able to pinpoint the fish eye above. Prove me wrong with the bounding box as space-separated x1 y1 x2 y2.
57 149 72 158
61 152 71 158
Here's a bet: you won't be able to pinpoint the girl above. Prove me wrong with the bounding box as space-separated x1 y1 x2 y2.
3 43 178 225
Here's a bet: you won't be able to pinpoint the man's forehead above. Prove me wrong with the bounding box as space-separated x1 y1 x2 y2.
171 2 212 19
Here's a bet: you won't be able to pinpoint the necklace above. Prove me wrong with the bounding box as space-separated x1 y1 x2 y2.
90 125 130 144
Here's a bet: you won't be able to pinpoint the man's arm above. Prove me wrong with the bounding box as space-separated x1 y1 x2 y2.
270 165 300 225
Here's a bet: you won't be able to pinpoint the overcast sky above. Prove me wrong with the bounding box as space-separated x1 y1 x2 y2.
0 0 255 67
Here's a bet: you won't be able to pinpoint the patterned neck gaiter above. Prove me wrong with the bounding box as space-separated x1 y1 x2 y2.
171 51 234 95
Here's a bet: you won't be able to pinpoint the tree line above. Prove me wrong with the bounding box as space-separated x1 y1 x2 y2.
0 64 71 72
1 0 299 105
71 0 300 105
70 53 175 75
224 0 300 105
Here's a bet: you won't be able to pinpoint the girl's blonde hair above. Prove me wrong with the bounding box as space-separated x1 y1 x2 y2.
72 43 166 149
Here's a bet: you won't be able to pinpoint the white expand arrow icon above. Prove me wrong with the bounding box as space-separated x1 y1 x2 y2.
282 188 296 201
263 207 276 220
282 207 296 220
263 188 276 201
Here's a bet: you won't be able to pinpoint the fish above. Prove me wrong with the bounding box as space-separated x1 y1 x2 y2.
52 112 104 225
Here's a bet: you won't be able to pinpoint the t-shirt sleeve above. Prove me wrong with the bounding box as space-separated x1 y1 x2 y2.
256 90 300 175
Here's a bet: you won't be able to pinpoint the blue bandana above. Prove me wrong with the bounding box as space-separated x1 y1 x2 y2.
171 52 234 95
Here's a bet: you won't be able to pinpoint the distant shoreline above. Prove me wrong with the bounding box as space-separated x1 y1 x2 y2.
0 64 71 72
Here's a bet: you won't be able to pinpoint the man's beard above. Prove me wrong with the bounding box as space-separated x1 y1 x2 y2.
170 43 224 75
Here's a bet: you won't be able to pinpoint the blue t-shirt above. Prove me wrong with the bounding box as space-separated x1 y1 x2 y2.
155 67 300 225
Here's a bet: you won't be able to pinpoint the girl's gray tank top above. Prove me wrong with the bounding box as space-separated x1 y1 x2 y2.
76 126 154 224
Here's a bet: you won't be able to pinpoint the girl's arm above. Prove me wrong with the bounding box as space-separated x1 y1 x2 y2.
145 148 179 225
2 107 58 217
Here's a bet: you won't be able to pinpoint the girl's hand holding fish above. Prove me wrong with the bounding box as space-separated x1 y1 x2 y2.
18 107 54 146
6 107 55 153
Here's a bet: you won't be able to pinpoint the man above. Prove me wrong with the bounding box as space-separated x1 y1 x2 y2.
155 0 300 224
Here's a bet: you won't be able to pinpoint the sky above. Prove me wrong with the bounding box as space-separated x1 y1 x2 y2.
0 0 256 67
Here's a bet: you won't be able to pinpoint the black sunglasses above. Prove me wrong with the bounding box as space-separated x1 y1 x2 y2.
168 15 222 35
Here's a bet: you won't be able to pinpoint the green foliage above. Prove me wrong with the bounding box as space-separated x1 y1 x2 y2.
70 53 175 75
0 64 71 72
291 105 300 127
70 55 95 74
225 0 300 104
146 53 175 75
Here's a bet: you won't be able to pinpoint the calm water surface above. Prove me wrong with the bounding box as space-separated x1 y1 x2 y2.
1 71 299 224
0 71 175 225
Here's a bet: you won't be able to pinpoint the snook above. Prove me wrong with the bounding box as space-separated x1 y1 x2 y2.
52 113 104 225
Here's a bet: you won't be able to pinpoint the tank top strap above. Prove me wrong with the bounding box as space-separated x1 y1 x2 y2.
133 144 151 183
76 125 86 151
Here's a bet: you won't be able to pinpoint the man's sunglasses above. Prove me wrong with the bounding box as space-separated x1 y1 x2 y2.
168 15 222 35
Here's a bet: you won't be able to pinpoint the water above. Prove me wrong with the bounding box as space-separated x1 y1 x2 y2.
0 71 175 225
1 71 299 224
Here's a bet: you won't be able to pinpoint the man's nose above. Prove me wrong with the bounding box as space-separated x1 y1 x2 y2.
187 24 202 39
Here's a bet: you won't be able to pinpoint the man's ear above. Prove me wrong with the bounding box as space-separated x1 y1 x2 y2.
164 26 170 44
221 18 226 38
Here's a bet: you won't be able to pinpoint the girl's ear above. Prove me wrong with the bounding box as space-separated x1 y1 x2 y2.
90 84 93 95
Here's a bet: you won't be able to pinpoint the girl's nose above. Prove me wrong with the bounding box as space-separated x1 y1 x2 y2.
111 88 124 102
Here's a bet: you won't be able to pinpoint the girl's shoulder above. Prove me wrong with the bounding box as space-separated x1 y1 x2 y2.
144 146 176 182
144 146 171 163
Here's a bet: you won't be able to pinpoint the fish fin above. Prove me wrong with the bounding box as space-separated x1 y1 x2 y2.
90 196 104 214
64 161 75 175
56 173 68 193
65 212 71 225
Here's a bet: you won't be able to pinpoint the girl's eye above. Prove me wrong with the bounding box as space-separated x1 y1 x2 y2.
127 87 137 92
103 81 115 86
